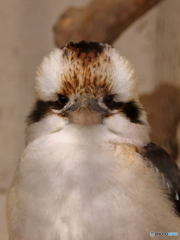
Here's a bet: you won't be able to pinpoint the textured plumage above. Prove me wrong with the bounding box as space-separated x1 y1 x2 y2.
7 41 180 240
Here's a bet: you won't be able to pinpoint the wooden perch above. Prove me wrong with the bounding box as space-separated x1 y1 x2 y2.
140 84 180 161
54 0 164 48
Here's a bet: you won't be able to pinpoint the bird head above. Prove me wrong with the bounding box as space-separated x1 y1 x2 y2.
26 41 150 146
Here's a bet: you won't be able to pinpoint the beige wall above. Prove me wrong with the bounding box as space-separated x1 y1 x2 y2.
0 0 179 239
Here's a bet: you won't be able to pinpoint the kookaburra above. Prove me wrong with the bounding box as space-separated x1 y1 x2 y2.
7 41 180 240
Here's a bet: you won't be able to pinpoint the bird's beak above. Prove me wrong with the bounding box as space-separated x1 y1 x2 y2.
63 97 108 113
62 97 108 125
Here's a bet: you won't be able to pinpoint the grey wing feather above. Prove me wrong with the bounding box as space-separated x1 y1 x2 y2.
142 142 180 216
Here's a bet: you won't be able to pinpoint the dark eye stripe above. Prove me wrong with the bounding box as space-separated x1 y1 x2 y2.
27 99 67 124
121 101 143 124
27 100 49 124
28 99 143 125
105 100 143 124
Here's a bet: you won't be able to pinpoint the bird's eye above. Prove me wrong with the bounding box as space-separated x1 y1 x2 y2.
103 95 114 107
58 94 69 106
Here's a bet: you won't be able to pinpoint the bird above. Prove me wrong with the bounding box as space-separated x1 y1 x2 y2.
7 41 180 240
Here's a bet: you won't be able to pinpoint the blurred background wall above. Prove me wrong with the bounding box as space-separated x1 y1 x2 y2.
0 0 179 239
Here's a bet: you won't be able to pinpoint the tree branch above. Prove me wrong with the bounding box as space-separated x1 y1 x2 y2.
53 0 164 48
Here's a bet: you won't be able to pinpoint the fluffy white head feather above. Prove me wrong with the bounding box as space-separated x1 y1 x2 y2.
36 48 64 101
36 44 137 102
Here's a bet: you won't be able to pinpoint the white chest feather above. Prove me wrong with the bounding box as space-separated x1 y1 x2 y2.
7 126 180 240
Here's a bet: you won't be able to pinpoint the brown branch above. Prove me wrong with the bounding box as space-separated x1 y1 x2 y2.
140 84 180 161
53 0 164 48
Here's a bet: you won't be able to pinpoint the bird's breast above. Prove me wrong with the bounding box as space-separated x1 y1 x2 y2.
11 127 180 239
